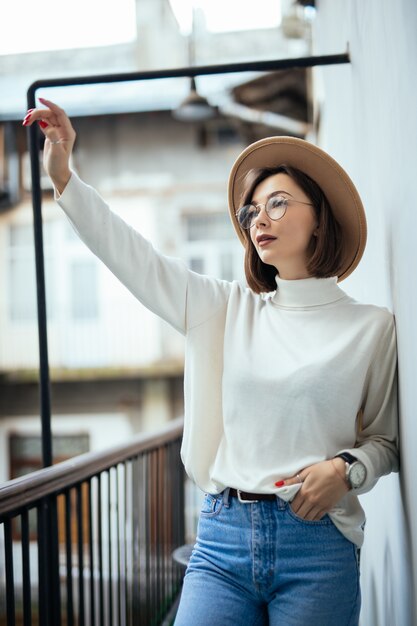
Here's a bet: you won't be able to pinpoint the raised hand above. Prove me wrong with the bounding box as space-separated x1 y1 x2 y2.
22 98 76 194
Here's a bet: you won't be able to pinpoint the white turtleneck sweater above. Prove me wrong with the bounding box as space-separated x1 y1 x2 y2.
56 172 399 548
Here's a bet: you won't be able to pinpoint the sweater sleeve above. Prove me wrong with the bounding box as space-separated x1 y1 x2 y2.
336 312 399 494
55 171 232 335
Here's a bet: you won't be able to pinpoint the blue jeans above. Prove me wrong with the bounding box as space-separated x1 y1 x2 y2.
174 488 361 626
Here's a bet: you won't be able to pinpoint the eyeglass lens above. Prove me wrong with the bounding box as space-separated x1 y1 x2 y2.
237 195 287 229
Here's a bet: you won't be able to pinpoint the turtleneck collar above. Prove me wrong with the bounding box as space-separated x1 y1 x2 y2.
271 275 348 308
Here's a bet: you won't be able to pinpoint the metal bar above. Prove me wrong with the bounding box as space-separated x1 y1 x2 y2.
76 483 85 626
165 445 173 607
115 465 122 626
50 497 62 624
154 448 165 621
171 444 176 600
138 459 145 626
37 503 49 626
123 463 128 626
163 446 169 618
154 450 160 622
124 460 132 626
171 442 179 594
65 490 74 626
21 509 32 626
0 418 183 517
178 444 186 550
173 440 186 593
135 454 145 625
88 479 96 626
163 445 170 612
153 450 162 621
145 454 151 625
131 457 140 623
27 53 350 94
148 453 153 625
108 470 113 626
4 519 16 626
26 119 53 470
97 475 104 626
151 451 157 624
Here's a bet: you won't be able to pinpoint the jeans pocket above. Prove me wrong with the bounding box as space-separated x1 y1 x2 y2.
200 492 224 518
287 502 334 525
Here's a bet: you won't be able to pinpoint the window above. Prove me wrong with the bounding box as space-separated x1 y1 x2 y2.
10 433 90 479
185 213 235 242
70 260 99 320
183 212 244 282
8 222 55 322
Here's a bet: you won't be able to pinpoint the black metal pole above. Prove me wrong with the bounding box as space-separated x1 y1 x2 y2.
27 52 350 93
26 110 53 469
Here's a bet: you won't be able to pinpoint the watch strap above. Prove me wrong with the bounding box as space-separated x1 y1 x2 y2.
334 452 358 465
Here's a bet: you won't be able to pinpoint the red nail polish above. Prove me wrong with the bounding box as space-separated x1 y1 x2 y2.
38 121 48 129
275 480 285 487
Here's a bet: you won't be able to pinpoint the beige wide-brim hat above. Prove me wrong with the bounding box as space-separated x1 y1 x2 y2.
228 136 367 282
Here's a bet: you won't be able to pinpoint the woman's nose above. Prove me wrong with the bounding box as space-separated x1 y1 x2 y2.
253 206 269 227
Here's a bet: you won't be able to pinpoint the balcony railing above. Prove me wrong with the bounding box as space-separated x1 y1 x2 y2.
0 416 186 626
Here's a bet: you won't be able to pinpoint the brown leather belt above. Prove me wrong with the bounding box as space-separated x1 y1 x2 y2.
228 488 277 502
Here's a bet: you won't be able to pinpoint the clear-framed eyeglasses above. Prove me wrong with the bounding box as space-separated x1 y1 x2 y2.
235 193 314 230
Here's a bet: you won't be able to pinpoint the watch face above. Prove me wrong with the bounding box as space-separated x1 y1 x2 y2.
350 462 367 488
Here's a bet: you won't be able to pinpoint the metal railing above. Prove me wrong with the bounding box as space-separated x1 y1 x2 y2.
0 417 185 626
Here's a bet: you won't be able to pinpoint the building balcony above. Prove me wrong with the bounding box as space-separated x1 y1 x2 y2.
0 416 191 626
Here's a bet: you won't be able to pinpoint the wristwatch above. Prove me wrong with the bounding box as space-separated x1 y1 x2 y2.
334 452 367 489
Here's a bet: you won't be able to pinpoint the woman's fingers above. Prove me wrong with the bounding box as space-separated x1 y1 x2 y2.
290 492 327 520
22 100 76 147
23 98 75 133
23 108 49 124
39 97 75 133
23 109 59 128
38 97 64 112
275 470 305 487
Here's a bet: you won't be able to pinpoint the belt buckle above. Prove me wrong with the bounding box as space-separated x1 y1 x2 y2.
237 489 258 504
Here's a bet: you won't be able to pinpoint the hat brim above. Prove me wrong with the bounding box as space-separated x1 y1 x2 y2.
227 136 367 282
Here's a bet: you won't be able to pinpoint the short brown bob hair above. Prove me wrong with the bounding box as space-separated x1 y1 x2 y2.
239 164 344 293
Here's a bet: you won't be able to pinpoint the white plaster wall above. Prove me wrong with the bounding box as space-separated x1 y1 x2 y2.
314 1 417 623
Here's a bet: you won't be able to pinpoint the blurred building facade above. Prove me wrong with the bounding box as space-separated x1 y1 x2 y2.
0 0 312 485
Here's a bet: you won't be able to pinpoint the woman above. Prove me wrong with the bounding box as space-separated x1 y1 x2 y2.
23 100 399 625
